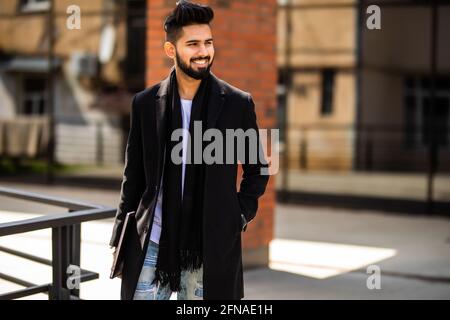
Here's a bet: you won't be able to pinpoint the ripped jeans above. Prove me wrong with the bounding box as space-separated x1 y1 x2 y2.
133 240 204 300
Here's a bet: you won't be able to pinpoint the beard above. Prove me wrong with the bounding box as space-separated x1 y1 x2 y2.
176 52 214 80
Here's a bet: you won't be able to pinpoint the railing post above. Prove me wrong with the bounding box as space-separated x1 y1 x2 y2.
365 126 373 171
300 127 308 170
49 221 81 300
49 226 70 300
96 121 104 166
69 221 81 298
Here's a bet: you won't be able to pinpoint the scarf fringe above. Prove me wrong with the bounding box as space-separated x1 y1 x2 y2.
180 249 203 271
152 250 203 292
152 269 182 292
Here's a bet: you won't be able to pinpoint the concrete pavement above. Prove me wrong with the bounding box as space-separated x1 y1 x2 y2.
0 181 449 299
246 204 450 299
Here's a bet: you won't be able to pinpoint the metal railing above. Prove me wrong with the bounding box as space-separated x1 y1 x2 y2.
0 186 115 300
282 123 449 171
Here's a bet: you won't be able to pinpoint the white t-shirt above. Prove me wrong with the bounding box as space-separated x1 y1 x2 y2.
150 98 192 244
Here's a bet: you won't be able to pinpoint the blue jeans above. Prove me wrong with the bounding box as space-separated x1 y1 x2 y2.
133 240 204 300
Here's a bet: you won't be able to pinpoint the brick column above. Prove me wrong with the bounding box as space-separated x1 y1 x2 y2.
147 0 277 268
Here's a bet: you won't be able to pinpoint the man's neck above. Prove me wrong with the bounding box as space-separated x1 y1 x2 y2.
175 67 201 100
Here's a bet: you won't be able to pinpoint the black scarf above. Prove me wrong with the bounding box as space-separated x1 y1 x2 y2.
153 68 210 291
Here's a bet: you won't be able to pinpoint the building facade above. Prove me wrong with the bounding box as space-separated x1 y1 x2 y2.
0 0 147 165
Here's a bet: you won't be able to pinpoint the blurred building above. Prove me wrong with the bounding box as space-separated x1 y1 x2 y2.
360 0 450 172
0 0 147 165
278 0 450 172
278 0 356 171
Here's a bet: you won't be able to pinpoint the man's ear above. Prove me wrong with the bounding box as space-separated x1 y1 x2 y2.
164 41 176 59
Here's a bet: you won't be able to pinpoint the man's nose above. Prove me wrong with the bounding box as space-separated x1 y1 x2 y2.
197 45 208 57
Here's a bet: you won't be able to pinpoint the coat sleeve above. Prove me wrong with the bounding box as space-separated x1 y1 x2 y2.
109 94 146 247
237 94 270 231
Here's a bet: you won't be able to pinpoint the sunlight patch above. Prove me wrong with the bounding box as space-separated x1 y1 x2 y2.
269 239 397 279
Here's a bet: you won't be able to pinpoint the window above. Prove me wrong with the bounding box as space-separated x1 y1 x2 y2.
277 69 289 144
320 69 335 116
20 77 47 115
125 0 147 91
19 0 50 13
404 76 450 147
422 97 449 146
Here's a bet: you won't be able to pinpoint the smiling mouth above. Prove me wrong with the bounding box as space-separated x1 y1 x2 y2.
192 59 209 66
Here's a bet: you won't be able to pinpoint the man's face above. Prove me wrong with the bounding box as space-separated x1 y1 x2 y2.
171 24 215 80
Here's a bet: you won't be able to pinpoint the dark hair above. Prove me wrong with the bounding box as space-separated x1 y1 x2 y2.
164 0 214 44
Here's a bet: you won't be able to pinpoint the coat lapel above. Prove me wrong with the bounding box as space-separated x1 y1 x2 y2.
207 72 226 129
154 72 171 178
155 69 172 141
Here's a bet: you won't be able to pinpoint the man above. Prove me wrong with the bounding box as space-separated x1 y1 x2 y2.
109 0 269 300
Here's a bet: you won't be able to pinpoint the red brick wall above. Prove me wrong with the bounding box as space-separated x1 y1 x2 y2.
146 0 277 257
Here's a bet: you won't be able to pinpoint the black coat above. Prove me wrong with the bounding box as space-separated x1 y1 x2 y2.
109 71 269 300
